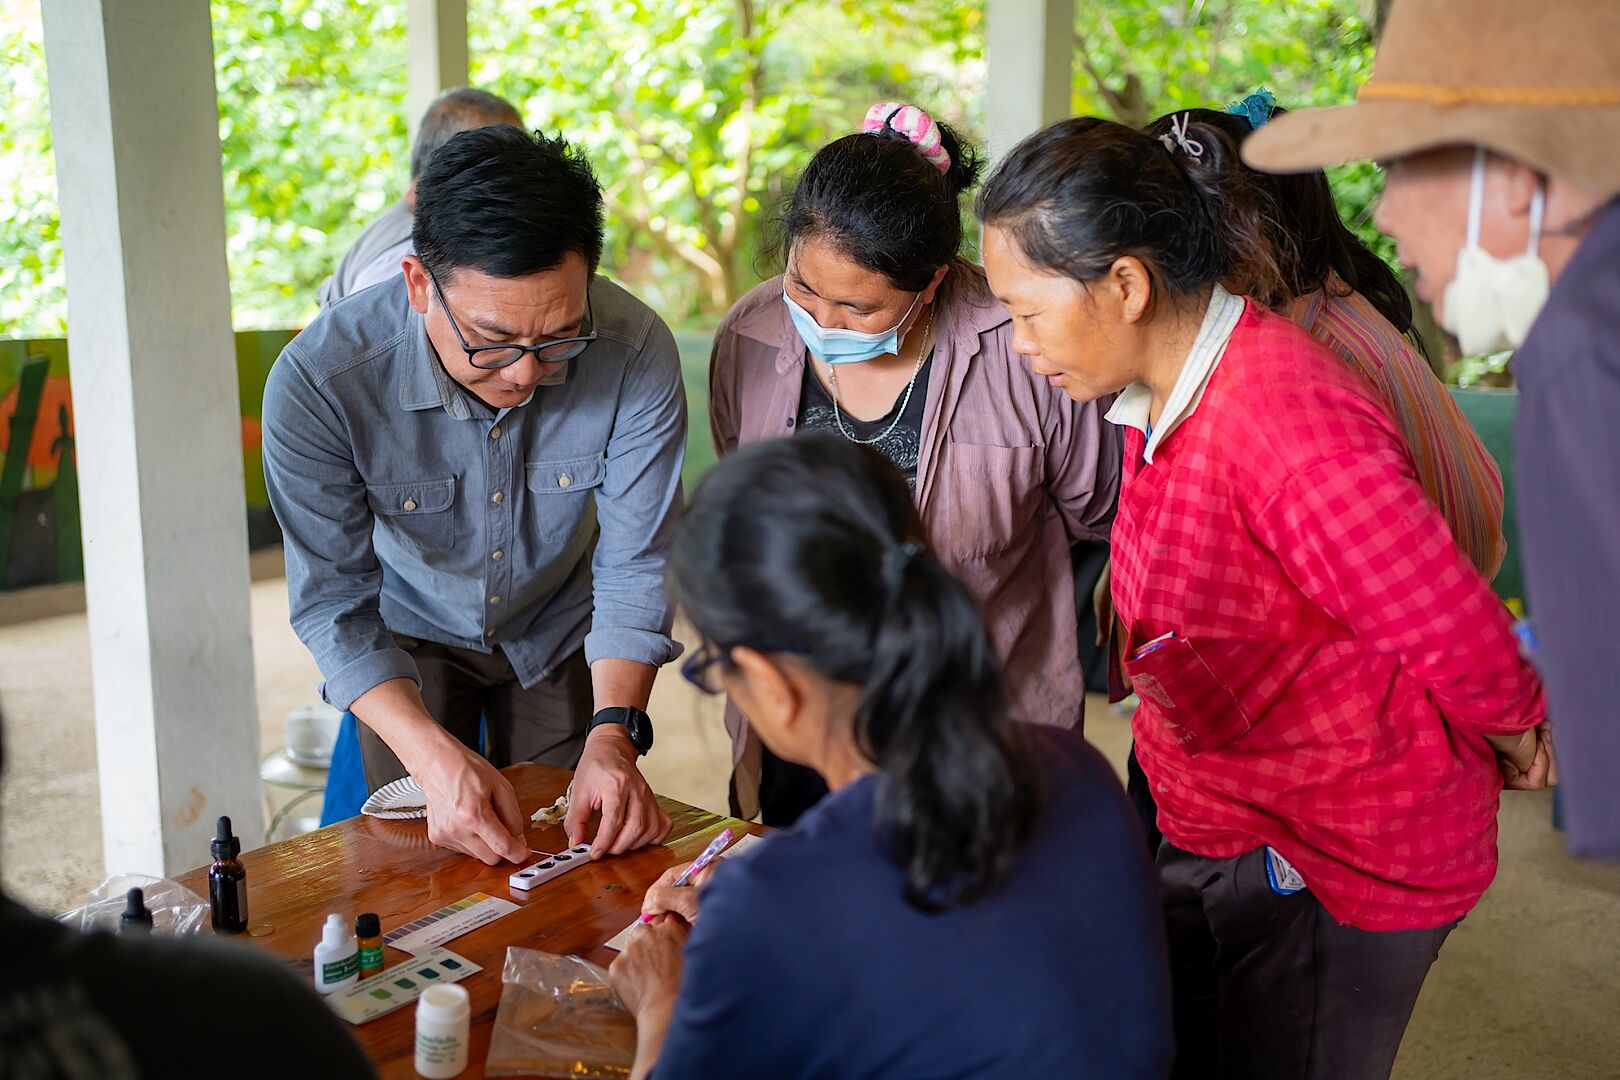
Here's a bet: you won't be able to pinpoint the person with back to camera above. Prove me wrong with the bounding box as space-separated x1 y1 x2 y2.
978 116 1548 1080
709 102 1122 828
607 435 1171 1080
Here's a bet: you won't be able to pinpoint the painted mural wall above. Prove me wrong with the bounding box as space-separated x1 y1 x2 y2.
0 329 294 590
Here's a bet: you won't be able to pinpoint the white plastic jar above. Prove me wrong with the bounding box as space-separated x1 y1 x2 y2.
414 983 470 1078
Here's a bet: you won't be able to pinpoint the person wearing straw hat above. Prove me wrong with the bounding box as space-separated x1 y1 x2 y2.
1245 0 1620 861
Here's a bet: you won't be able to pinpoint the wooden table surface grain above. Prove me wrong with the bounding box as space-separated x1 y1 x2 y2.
174 764 757 1079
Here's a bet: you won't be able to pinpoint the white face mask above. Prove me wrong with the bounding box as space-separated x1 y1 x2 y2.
1440 148 1550 356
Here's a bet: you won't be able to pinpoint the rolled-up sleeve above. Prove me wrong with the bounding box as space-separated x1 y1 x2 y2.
261 348 419 709
584 316 687 668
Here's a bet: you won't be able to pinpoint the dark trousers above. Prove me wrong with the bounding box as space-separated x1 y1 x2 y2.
358 634 594 792
1126 743 1165 856
1159 842 1453 1080
757 745 830 828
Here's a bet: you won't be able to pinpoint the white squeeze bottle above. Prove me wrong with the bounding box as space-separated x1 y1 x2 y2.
312 913 360 994
415 983 471 1078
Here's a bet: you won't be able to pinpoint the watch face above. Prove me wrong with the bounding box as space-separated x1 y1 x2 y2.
628 710 653 753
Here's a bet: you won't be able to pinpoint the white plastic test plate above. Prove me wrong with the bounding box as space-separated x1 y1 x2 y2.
508 844 593 891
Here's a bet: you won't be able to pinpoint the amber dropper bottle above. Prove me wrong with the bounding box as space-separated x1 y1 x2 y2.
209 815 249 935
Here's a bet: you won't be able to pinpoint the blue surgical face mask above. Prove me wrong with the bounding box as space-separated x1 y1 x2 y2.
783 286 921 366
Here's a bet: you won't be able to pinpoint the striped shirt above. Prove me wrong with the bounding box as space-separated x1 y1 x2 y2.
1280 284 1506 579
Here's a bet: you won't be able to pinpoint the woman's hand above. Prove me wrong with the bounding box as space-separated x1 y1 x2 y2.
1493 722 1556 790
639 861 721 924
609 918 689 1080
609 916 689 1016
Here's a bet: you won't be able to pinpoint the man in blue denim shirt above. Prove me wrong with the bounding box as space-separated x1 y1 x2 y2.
263 127 685 865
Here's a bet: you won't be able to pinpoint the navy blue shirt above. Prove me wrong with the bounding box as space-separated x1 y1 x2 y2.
652 727 1172 1079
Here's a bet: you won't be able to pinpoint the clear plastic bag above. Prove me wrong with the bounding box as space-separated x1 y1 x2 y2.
484 947 637 1079
59 874 210 936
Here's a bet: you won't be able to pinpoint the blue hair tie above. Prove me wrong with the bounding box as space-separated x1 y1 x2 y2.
1226 88 1277 131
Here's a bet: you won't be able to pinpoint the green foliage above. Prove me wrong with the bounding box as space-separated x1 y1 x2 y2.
0 5 63 338
1070 0 1391 263
211 0 409 329
469 0 981 323
1 0 1395 337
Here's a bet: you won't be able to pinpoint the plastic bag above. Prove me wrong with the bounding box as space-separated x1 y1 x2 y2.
484 947 637 1079
60 874 210 936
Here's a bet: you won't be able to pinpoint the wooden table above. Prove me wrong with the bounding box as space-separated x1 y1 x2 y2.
175 764 757 1078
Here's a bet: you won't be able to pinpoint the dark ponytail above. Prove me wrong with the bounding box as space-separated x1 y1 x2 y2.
769 106 985 296
1141 107 1420 346
670 435 1038 910
976 116 1232 307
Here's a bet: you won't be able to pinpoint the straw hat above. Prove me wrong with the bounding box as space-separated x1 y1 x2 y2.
1243 0 1620 197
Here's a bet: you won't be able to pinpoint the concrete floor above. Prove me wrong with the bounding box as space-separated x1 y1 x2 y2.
1 575 1617 1078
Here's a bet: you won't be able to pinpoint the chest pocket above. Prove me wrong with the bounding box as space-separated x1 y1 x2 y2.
931 440 1044 560
366 477 456 553
526 454 607 540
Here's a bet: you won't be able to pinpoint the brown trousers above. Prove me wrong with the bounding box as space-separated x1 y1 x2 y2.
1159 842 1454 1080
358 634 593 793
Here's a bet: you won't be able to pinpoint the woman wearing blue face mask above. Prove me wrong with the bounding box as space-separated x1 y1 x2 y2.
709 102 1124 827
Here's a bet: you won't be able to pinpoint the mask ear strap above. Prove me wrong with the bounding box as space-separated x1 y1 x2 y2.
1527 181 1546 259
1466 146 1486 250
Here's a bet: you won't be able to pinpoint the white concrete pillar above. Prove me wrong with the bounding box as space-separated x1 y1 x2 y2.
985 0 1076 161
41 0 263 876
407 0 469 141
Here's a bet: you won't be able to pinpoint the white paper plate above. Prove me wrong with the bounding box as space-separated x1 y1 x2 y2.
361 776 428 819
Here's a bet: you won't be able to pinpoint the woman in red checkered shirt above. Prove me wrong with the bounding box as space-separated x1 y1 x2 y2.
978 116 1551 1080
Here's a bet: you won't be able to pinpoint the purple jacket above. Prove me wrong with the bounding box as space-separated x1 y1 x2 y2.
1513 197 1620 859
709 269 1122 816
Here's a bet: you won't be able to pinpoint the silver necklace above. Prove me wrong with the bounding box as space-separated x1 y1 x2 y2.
825 306 935 446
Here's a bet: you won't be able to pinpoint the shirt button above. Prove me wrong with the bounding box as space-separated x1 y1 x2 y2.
557 474 572 488
491 490 504 505
786 417 795 429
489 595 502 606
491 549 504 561
402 498 418 511
1157 783 1170 794
485 628 496 639
489 426 502 440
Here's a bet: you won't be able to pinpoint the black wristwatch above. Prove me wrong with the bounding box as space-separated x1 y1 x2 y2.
586 706 654 756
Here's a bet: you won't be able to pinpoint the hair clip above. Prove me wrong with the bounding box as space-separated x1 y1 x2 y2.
1156 113 1205 164
1225 88 1278 131
862 102 952 174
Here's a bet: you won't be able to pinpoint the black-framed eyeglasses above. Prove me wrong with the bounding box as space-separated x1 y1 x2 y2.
681 641 731 696
681 639 810 695
426 267 598 370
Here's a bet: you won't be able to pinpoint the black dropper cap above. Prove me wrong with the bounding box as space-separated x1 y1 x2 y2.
356 913 380 938
119 887 153 934
211 815 241 861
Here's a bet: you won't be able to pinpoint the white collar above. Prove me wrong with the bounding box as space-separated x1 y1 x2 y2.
1105 283 1244 464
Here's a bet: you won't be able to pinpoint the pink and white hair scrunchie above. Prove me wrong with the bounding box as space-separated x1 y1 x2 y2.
862 102 951 174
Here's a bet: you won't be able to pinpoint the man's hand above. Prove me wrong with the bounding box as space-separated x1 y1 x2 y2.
565 724 672 857
415 739 531 864
351 678 529 864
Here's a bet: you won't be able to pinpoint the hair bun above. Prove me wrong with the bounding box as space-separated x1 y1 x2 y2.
862 102 952 174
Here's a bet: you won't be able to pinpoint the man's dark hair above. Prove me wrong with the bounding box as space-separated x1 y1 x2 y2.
413 126 606 280
410 86 522 179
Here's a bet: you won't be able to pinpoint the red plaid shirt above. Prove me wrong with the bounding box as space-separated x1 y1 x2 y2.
1114 302 1544 930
